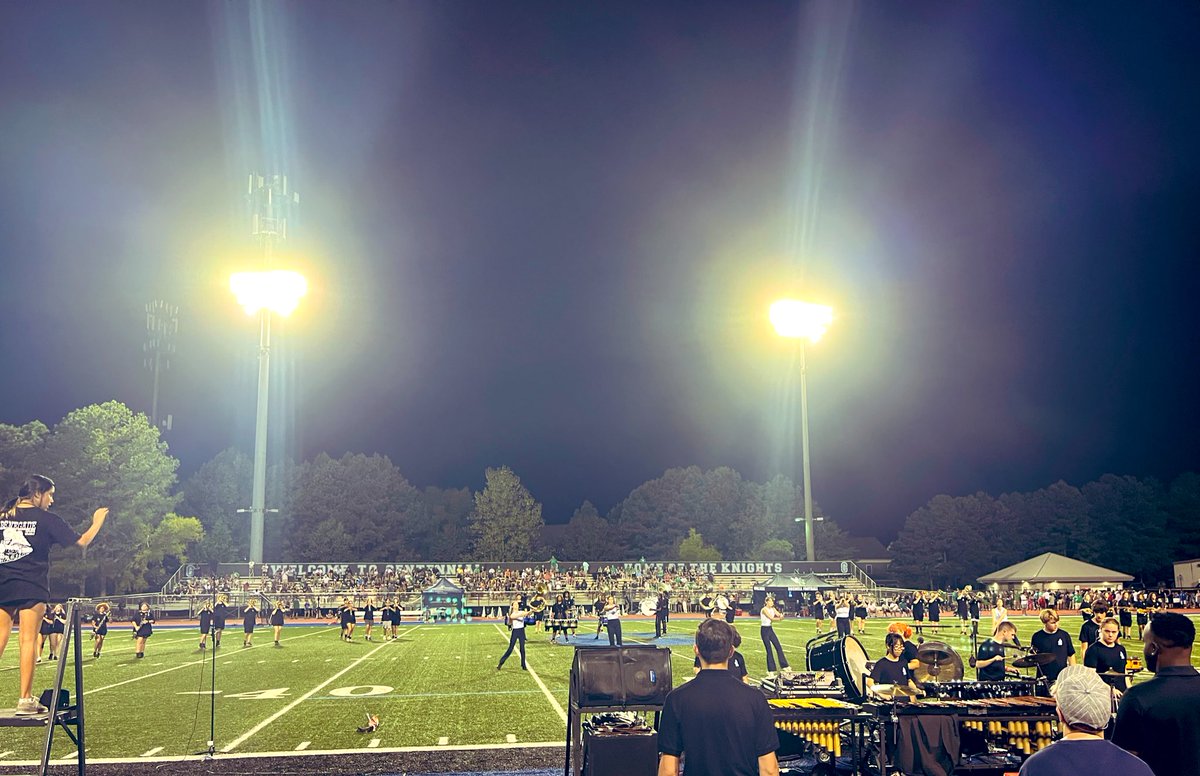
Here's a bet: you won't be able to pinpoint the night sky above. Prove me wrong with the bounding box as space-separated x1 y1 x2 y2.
1 2 1197 542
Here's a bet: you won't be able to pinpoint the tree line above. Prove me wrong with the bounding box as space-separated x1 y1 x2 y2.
4 401 1196 595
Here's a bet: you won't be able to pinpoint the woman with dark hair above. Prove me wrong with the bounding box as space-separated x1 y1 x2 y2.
38 606 54 661
0 474 108 714
92 602 110 659
270 600 285 647
242 600 257 647
50 602 66 659
133 602 154 658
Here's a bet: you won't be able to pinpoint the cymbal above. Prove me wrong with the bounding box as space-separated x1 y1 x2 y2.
1098 670 1137 677
917 647 954 664
1012 653 1057 668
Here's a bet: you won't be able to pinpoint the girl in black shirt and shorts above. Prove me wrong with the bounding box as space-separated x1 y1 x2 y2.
0 475 108 714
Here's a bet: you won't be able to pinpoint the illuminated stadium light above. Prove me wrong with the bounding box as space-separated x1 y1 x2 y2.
769 299 833 343
230 270 308 317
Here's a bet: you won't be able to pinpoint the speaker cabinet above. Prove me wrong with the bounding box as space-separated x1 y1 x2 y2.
583 729 658 776
571 645 673 708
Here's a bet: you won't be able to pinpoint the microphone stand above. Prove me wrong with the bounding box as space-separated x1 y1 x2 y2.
193 572 218 760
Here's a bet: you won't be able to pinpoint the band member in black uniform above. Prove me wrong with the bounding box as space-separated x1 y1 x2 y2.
912 593 926 635
927 593 942 628
380 600 394 640
813 594 827 634
213 594 229 649
241 601 258 647
92 602 110 659
198 601 213 650
1134 593 1149 640
38 606 53 661
957 589 971 636
362 598 377 641
824 596 837 631
1079 601 1106 659
496 599 528 671
655 591 670 638
1117 591 1134 640
1084 616 1128 693
603 596 623 646
723 594 736 625
975 621 1017 680
888 622 922 672
390 598 402 638
270 600 285 647
853 596 868 635
133 602 154 658
593 594 606 640
549 594 567 644
968 594 982 639
1029 608 1076 684
338 598 356 641
693 626 750 683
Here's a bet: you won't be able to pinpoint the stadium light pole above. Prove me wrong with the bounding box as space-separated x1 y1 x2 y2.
230 269 307 564
770 299 833 563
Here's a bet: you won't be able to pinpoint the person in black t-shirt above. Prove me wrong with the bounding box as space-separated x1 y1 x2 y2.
0 475 108 716
813 593 827 633
1113 611 1200 776
869 633 922 696
1079 602 1107 660
133 602 154 658
977 621 1018 681
912 593 926 634
957 589 971 635
198 601 213 650
1085 617 1128 692
213 594 229 649
969 594 982 639
337 598 357 641
362 598 377 641
270 601 285 647
659 618 778 776
242 601 258 647
693 626 749 683
1029 608 1076 684
92 601 110 659
38 607 53 661
928 593 942 625
887 622 921 672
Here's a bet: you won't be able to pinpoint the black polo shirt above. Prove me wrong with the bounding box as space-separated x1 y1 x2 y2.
1084 640 1128 691
1113 665 1200 776
1029 628 1076 683
658 669 778 776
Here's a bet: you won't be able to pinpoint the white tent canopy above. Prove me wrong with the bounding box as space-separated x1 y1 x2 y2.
977 552 1132 589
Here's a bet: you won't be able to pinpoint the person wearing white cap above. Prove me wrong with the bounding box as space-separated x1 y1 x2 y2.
1018 665 1153 775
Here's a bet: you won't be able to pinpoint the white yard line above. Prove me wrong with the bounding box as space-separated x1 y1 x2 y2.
84 627 336 696
140 747 164 757
367 738 381 748
437 737 449 746
295 741 310 751
0 751 13 759
220 626 419 752
505 734 517 743
491 624 567 724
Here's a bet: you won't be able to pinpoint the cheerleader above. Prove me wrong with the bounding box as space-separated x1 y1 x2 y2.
270 601 285 647
92 602 110 659
380 600 394 640
133 603 154 658
242 601 258 647
213 594 229 649
38 606 53 662
198 601 213 650
337 598 356 641
389 599 402 639
362 598 377 641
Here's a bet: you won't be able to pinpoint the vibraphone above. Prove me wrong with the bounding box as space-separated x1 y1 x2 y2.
869 695 1060 774
768 697 867 768
920 679 1046 699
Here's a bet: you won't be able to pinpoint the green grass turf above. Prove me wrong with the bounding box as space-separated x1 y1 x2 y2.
2 614 1198 763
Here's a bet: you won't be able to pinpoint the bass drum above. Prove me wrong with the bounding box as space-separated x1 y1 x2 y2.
639 596 657 617
807 635 869 702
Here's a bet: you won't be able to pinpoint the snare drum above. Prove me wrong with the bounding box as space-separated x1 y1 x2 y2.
807 635 869 702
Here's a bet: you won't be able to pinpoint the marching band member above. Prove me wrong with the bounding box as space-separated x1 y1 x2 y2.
270 600 285 647
1078 601 1107 659
242 600 258 647
1029 608 1076 684
362 597 376 641
760 595 790 678
654 591 670 638
92 602 110 659
975 621 1017 681
1117 591 1134 640
969 593 982 639
550 594 567 644
198 600 213 650
868 633 923 697
389 598 402 639
133 602 154 659
603 595 623 646
887 621 921 672
38 606 53 662
813 593 827 634
957 588 971 636
213 593 229 649
380 600 394 640
1083 616 1128 693
1134 593 1149 640
496 598 528 671
927 592 942 627
853 595 868 635
912 592 926 635
593 594 606 640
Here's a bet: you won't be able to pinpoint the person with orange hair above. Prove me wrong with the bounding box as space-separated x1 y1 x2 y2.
888 621 921 672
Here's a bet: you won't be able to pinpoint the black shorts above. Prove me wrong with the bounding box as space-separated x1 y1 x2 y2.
94 626 108 636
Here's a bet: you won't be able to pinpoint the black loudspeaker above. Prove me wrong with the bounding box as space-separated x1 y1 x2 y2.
583 730 658 776
571 645 672 708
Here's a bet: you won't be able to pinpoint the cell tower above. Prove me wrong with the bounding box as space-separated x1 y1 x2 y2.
144 300 179 431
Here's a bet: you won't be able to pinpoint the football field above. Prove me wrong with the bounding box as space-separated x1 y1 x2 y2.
1 614 1196 765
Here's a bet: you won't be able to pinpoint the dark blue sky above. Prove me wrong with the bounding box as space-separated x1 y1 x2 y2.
1 2 1197 541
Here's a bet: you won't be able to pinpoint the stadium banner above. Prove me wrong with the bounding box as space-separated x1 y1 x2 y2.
203 560 858 579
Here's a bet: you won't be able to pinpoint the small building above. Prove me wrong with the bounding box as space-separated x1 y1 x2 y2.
1173 559 1200 589
422 577 467 623
977 552 1132 592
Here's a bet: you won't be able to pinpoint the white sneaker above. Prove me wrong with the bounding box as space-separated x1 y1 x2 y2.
15 697 48 716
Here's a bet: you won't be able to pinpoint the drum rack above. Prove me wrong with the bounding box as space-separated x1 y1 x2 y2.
769 698 869 772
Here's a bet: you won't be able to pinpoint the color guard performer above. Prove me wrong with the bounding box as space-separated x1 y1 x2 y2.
270 600 285 647
213 593 229 649
92 602 110 659
496 598 528 671
198 600 213 650
133 602 154 659
242 600 258 647
834 597 852 638
760 595 790 678
362 598 377 641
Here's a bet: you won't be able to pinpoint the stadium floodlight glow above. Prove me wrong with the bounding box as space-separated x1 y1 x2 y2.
230 270 308 317
771 298 833 563
769 299 833 343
